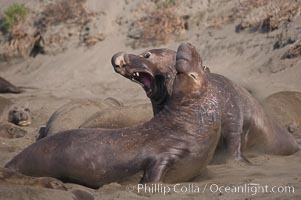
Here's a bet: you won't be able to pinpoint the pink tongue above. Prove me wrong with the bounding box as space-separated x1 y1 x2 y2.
141 75 151 88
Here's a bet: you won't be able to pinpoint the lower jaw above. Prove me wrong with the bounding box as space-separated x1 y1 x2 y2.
18 121 31 126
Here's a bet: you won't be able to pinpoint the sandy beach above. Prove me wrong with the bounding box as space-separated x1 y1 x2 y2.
0 0 300 199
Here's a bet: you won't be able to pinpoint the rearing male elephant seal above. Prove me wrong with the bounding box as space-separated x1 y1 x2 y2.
5 43 222 188
112 47 300 160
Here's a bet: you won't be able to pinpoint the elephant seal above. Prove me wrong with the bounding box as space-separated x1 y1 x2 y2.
112 48 300 160
80 103 152 129
38 98 152 140
38 98 122 139
0 96 31 126
263 91 301 137
8 106 31 126
0 77 23 94
5 43 222 188
0 122 27 139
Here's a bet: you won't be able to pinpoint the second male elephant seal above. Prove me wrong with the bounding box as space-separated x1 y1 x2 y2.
5 43 221 188
38 98 153 139
39 98 122 138
112 47 300 161
80 103 152 129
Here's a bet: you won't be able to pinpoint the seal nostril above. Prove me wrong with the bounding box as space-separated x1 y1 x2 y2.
111 52 126 68
114 66 121 73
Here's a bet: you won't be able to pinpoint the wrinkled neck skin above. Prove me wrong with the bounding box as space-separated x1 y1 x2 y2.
150 62 177 115
165 72 215 119
154 82 219 134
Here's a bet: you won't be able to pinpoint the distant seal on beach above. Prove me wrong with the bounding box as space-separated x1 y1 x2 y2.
0 97 30 138
0 77 23 94
112 47 300 161
0 96 31 126
5 43 222 188
38 98 152 140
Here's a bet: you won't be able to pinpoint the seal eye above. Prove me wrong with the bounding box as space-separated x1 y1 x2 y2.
143 52 151 59
190 73 197 80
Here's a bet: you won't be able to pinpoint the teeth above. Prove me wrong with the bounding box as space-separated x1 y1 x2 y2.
133 72 140 77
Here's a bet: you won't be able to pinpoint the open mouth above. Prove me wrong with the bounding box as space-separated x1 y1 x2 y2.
130 71 154 97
